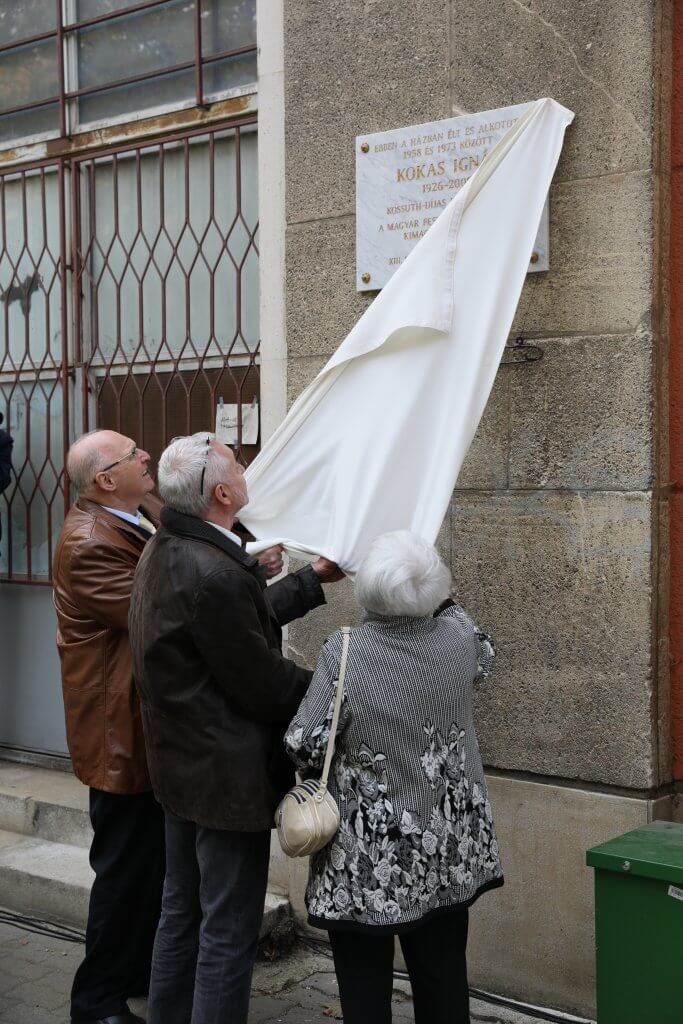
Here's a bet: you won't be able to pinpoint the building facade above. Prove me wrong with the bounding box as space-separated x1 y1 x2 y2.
276 1 683 1017
1 1 682 1018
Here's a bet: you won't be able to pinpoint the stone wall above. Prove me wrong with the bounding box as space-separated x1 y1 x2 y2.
669 0 683 779
281 1 673 1014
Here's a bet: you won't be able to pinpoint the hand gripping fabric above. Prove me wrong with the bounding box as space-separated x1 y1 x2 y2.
276 627 351 858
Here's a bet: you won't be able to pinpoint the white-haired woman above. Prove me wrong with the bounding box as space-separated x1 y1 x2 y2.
284 531 502 1024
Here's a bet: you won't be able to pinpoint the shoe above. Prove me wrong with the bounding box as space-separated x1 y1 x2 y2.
71 1012 145 1024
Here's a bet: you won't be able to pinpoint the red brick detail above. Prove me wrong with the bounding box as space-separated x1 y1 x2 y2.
670 1 683 778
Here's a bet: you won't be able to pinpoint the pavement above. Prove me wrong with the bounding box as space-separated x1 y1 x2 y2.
0 910 569 1024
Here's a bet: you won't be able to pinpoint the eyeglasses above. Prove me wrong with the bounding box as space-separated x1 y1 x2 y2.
199 436 211 496
99 446 138 475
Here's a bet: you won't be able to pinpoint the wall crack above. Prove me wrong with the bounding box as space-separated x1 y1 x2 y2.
508 0 648 142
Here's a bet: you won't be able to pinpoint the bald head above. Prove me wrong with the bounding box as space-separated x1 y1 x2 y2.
67 430 121 493
67 429 153 511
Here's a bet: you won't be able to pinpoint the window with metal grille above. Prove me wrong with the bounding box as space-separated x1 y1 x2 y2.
0 116 259 583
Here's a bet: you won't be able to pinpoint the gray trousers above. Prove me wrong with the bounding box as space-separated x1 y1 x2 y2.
147 810 271 1024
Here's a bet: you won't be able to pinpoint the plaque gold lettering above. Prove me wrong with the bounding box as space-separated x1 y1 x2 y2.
396 161 446 183
452 155 484 173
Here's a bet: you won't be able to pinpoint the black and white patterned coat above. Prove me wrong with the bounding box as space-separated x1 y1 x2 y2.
284 603 503 934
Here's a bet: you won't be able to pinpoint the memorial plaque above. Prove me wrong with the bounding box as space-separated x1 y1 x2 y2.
355 102 549 292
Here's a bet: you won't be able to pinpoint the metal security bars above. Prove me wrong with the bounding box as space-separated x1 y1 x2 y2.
0 158 70 583
73 120 261 469
0 0 257 144
0 114 259 584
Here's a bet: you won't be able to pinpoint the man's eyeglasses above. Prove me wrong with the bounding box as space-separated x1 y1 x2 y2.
99 446 138 475
200 436 210 496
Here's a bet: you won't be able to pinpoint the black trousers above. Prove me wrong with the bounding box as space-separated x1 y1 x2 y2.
147 810 271 1024
328 909 470 1024
70 788 165 1022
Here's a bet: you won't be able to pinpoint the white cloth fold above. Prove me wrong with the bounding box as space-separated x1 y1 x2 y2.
240 98 574 574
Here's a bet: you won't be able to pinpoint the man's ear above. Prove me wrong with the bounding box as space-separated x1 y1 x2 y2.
94 471 116 494
214 482 233 508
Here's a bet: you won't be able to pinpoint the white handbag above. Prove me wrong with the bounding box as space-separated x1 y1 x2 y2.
276 627 351 858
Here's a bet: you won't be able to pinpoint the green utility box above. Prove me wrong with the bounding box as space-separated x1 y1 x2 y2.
586 820 683 1024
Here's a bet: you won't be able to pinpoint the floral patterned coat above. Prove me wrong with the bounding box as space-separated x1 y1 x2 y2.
284 602 503 934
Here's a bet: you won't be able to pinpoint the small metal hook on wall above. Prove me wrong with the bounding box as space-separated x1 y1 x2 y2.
501 336 543 366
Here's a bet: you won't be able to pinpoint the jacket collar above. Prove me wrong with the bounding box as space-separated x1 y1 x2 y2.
76 497 149 544
160 506 262 573
140 491 163 527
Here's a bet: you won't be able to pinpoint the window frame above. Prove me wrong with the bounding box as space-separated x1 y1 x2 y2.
0 0 258 153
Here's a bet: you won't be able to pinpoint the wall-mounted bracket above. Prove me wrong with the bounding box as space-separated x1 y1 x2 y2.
501 336 543 366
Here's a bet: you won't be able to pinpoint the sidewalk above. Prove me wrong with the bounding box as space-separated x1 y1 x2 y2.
0 910 570 1024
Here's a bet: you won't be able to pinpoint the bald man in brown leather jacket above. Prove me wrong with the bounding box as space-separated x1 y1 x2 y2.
53 430 165 1024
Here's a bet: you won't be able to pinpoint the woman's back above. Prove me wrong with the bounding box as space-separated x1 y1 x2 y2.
285 603 502 932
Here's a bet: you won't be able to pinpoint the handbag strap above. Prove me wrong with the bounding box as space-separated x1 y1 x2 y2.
320 626 351 790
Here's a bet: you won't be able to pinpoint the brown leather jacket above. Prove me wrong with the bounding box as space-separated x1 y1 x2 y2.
52 496 161 794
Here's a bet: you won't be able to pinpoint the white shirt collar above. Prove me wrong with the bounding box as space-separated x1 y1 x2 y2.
205 520 243 548
100 505 141 526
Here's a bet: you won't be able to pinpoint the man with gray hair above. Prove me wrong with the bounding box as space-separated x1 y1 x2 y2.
128 433 342 1024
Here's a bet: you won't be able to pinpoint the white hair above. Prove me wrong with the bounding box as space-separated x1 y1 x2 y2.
66 430 109 493
354 530 452 618
157 433 225 516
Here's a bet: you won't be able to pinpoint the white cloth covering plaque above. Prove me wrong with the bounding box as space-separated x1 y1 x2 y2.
240 98 574 574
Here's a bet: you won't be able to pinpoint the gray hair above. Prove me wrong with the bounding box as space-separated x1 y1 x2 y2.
354 530 452 618
66 430 109 493
157 433 226 516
